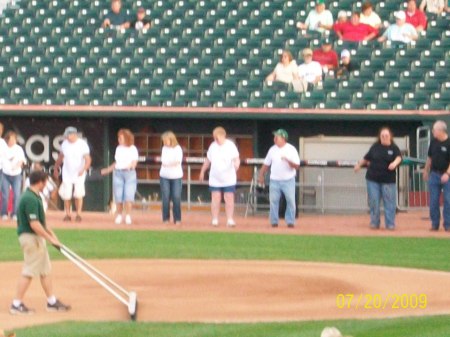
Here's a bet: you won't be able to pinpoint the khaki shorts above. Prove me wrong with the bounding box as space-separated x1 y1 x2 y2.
19 233 52 277
59 174 86 200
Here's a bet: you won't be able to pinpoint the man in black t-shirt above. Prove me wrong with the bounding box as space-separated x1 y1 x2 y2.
423 120 450 231
129 7 151 30
102 0 130 29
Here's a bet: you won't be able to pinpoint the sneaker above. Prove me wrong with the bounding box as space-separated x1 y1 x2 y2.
63 215 71 221
75 215 82 222
12 215 17 221
226 219 236 227
125 215 132 225
287 224 295 228
114 215 123 225
271 223 278 228
10 302 34 315
47 299 71 312
175 221 181 225
211 219 219 226
2 215 9 221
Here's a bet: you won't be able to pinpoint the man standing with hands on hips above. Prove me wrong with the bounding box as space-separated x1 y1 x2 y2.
258 129 300 228
423 120 450 232
54 127 91 222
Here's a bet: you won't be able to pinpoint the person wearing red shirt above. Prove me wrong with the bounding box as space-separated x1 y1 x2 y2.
312 38 338 75
334 12 378 42
405 0 427 32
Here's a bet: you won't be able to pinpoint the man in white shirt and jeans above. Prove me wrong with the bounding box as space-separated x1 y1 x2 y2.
258 129 300 228
54 127 91 222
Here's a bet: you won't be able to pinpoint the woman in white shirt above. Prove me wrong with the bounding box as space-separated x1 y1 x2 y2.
101 129 139 225
159 131 183 225
199 127 240 227
1 131 26 220
265 50 298 84
360 1 382 30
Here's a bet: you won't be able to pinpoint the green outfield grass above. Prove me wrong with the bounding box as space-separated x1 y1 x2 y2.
10 315 450 337
0 228 449 271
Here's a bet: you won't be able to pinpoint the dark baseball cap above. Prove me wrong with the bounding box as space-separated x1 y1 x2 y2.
272 129 288 140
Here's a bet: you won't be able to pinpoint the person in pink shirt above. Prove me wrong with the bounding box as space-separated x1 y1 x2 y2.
406 0 427 32
334 12 378 42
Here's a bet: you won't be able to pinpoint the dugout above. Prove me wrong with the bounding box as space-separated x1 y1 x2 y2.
0 105 447 212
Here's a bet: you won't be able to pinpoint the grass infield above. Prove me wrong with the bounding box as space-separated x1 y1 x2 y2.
0 228 449 271
10 315 450 337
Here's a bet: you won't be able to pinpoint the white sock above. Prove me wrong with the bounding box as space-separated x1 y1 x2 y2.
12 299 21 307
47 296 57 305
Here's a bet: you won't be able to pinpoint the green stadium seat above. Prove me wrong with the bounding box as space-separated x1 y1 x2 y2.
79 88 103 102
56 87 78 101
403 91 429 106
390 80 414 93
420 102 446 110
374 70 399 82
342 101 366 110
104 88 127 101
378 90 403 105
326 91 352 106
416 80 440 94
94 77 116 90
394 102 418 110
421 49 446 62
367 102 392 110
353 90 379 105
48 76 70 90
71 77 93 90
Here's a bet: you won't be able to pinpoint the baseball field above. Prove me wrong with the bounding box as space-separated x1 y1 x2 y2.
1 209 449 337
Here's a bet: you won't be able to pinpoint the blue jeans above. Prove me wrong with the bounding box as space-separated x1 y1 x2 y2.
428 171 450 230
269 177 296 225
160 177 182 222
113 170 137 203
1 173 22 216
366 179 396 229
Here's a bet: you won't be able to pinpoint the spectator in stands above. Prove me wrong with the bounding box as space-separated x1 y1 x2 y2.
129 7 151 30
312 38 338 76
101 129 138 225
354 127 402 230
419 0 446 16
334 12 378 42
102 0 130 29
359 2 382 30
332 11 348 39
199 127 240 227
297 48 323 91
423 120 450 232
265 50 298 85
296 0 334 34
258 129 300 228
335 49 358 79
1 131 26 221
406 0 428 32
159 131 183 225
378 11 418 44
54 127 91 222
0 123 6 212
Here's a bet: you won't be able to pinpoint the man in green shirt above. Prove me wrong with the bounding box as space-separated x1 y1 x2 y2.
10 170 71 315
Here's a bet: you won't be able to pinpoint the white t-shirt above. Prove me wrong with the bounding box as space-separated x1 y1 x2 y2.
298 61 323 83
382 23 418 43
61 138 90 183
305 9 334 33
263 143 300 181
273 60 298 84
2 144 26 176
115 145 139 170
360 12 382 28
0 138 7 170
159 145 183 179
207 139 240 187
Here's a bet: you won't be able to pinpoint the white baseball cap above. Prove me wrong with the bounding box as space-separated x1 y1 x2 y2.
394 11 406 20
340 49 350 59
64 126 78 137
337 10 347 18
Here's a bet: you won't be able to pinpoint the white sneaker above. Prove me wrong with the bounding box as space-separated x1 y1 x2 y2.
2 215 8 221
125 215 132 225
12 215 17 221
114 215 123 225
226 219 236 227
211 219 219 226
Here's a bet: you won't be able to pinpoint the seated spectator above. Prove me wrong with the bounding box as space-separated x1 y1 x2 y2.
296 48 323 91
360 2 382 30
102 0 129 29
296 0 334 34
406 0 428 32
419 0 445 16
332 11 348 38
335 49 359 79
129 7 151 30
265 50 298 84
312 38 338 75
378 11 418 44
334 12 378 42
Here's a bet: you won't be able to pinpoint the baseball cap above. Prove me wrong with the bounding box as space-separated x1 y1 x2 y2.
322 37 332 45
137 7 145 13
273 129 288 140
337 10 347 18
394 11 406 20
64 126 78 137
316 0 325 4
340 49 350 59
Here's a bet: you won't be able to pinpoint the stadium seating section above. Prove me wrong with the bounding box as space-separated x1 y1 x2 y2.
0 0 448 109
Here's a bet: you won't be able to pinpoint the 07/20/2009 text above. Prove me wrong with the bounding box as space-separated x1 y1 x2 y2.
336 293 427 310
